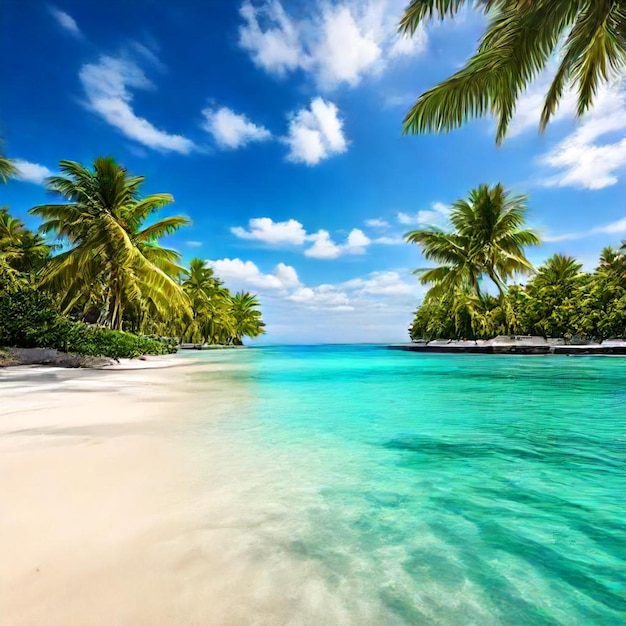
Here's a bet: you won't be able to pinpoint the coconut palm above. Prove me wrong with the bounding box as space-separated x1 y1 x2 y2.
0 148 17 184
30 157 191 329
230 292 265 344
181 258 235 344
400 1 626 143
0 207 50 275
531 254 583 290
407 230 483 299
407 184 539 298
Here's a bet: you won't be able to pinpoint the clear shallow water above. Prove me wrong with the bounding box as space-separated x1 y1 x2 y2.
185 346 626 625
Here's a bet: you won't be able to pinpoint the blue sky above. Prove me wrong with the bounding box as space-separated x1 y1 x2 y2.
2 1 626 343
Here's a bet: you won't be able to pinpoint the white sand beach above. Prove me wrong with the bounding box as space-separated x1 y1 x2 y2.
0 358 269 626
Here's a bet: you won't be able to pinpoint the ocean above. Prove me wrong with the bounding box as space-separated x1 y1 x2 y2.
179 345 625 624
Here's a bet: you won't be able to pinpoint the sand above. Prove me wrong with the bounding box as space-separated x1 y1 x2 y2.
0 359 260 626
0 357 363 625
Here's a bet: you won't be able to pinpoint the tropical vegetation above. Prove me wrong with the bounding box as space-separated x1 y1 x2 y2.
407 184 626 341
0 153 265 359
400 1 626 143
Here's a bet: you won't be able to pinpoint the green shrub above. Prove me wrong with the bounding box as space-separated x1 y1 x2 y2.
0 282 177 359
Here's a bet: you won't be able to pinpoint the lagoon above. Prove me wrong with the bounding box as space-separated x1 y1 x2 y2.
2 345 624 624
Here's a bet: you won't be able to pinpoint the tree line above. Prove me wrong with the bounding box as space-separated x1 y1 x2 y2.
0 154 265 356
407 184 626 342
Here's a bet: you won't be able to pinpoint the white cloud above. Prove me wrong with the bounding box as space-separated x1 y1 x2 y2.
373 235 404 245
79 56 195 154
312 4 381 88
397 202 450 227
540 85 626 189
230 216 401 257
50 7 81 37
304 229 343 259
285 98 347 165
346 228 370 251
543 216 626 243
13 159 53 184
508 83 577 139
305 228 371 259
288 285 354 310
186 240 203 248
389 30 427 58
205 258 427 343
238 0 427 89
507 73 626 189
207 258 301 291
366 218 389 228
286 269 420 311
231 217 308 246
202 107 271 149
238 0 302 76
342 270 416 297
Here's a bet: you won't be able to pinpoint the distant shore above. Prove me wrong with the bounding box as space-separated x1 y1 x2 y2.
390 336 626 356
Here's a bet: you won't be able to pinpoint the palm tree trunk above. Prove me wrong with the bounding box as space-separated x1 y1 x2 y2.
487 269 507 299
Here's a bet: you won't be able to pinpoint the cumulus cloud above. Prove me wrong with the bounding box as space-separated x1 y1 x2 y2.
304 230 341 259
205 258 427 342
202 106 271 149
285 98 347 165
79 56 195 153
286 269 422 311
288 285 354 310
238 0 427 89
207 258 301 291
238 0 302 77
231 217 308 245
305 228 371 259
49 7 82 37
312 4 381 88
397 202 450 227
13 159 53 184
230 216 403 257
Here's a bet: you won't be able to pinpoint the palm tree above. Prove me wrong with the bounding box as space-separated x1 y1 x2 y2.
230 292 265 344
407 184 539 298
531 254 583 290
0 207 50 275
597 246 626 278
407 230 483 299
30 157 191 330
400 1 626 143
181 258 235 344
0 148 17 184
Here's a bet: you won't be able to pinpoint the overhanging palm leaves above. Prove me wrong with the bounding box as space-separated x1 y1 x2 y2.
0 146 17 184
30 157 191 329
400 1 626 143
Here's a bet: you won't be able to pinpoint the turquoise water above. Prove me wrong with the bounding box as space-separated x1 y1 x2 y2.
186 346 625 624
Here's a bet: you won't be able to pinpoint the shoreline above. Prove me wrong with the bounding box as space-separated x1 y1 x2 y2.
0 348 197 370
0 358 252 625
